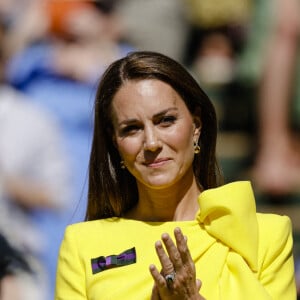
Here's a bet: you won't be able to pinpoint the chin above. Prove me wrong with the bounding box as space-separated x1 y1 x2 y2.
143 178 177 189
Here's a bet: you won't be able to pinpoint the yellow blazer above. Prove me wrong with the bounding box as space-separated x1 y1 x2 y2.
55 181 296 299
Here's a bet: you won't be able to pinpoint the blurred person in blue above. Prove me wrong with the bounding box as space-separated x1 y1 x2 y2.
4 0 134 222
0 14 72 300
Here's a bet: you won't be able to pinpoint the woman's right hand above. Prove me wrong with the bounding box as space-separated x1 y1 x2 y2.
149 227 206 300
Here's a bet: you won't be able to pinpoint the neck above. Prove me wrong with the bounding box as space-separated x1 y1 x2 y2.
125 175 201 222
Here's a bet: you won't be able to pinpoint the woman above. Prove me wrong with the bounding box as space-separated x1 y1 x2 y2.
55 51 296 299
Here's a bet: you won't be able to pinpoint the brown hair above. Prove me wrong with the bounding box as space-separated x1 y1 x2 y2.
86 51 223 220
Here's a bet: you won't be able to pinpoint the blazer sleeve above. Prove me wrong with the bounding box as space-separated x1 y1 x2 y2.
55 225 87 300
257 214 296 300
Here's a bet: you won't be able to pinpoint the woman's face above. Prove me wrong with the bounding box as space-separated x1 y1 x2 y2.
111 79 201 189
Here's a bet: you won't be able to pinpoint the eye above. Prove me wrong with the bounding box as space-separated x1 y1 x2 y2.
119 124 141 136
159 115 176 126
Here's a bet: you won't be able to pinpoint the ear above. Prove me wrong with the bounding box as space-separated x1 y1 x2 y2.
193 115 202 141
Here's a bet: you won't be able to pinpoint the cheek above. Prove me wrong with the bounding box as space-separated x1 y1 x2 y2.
171 125 194 150
116 138 141 160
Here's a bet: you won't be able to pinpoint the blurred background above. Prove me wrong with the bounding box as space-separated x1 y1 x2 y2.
0 0 299 299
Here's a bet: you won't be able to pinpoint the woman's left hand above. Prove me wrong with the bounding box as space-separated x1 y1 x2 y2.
149 227 205 300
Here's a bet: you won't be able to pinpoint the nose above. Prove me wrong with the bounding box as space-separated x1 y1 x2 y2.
143 125 161 151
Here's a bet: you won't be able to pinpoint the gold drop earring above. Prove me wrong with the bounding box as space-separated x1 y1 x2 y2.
120 160 126 169
194 141 200 154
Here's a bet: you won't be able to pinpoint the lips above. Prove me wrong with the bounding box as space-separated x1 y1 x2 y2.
144 158 171 168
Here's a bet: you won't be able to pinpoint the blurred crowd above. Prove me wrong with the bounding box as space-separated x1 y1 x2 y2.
0 0 299 299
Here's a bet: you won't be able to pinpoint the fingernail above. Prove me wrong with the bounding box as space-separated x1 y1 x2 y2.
155 240 162 248
161 233 169 240
174 227 181 234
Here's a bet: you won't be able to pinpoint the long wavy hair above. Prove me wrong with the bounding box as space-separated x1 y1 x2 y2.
86 51 223 220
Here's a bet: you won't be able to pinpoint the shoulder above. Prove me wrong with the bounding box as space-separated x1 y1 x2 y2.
60 220 111 255
256 212 294 272
256 213 292 245
60 218 145 261
65 219 109 235
257 212 292 230
255 213 296 297
63 218 130 240
198 181 294 270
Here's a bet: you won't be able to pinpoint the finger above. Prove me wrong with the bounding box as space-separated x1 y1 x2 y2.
150 284 161 300
149 264 167 289
154 239 175 275
174 227 193 265
196 278 202 291
196 279 207 300
149 264 175 299
161 232 183 271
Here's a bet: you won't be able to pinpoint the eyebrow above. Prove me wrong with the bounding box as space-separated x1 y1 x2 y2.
118 107 178 126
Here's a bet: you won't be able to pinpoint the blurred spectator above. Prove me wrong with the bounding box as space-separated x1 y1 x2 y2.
250 0 300 197
0 14 72 300
46 0 130 83
3 2 134 297
0 0 48 56
243 0 300 295
181 0 255 183
5 0 134 217
0 232 44 300
0 85 72 299
183 0 251 66
117 0 188 61
182 0 252 129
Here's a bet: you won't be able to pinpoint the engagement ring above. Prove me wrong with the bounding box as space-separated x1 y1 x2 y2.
165 271 176 285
